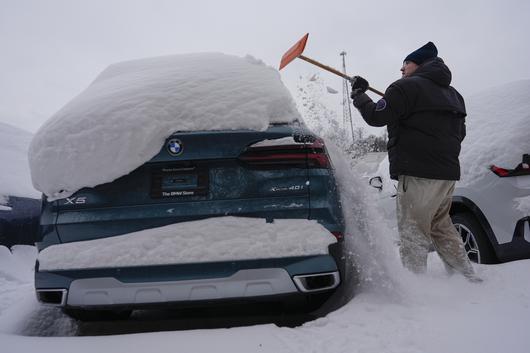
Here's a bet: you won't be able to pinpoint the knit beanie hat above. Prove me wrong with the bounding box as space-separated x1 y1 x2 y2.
404 42 438 65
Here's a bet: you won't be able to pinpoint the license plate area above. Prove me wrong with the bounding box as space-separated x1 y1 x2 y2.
150 164 209 198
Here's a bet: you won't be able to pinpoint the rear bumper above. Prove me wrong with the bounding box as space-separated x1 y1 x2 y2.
495 217 530 262
35 253 342 308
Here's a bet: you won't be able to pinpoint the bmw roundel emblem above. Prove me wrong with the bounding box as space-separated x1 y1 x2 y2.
167 139 183 156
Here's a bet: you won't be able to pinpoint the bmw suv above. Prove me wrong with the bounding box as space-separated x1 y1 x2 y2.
34 122 346 320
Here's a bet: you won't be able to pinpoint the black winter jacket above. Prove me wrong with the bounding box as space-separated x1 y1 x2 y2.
353 58 466 180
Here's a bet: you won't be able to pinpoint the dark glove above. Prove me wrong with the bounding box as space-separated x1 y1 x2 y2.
350 76 369 98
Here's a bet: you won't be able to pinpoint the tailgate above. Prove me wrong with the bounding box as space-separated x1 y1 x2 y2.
53 126 315 243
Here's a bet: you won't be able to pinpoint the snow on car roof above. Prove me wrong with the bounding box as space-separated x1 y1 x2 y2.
28 53 301 200
460 79 530 185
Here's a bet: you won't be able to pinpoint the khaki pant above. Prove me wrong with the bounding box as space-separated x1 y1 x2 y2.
396 175 475 277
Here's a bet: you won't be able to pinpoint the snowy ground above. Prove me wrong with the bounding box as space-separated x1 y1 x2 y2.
1 145 530 353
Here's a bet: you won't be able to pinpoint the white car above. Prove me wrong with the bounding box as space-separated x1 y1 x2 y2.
450 80 530 264
368 154 530 265
451 155 530 263
368 80 530 264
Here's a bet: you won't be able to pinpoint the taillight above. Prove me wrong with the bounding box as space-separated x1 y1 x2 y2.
490 154 530 177
239 138 330 169
331 231 344 240
490 165 511 177
307 139 330 168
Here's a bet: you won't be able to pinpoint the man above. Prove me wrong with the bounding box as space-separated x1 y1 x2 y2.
350 42 480 281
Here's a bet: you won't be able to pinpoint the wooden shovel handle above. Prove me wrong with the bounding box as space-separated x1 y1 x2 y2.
299 55 384 97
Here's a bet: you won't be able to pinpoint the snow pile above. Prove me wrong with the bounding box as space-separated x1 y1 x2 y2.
38 217 336 271
286 259 529 353
0 246 36 284
0 122 39 205
29 53 301 201
324 141 400 293
0 246 36 318
460 80 530 185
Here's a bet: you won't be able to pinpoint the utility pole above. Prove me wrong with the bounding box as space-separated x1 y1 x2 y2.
340 51 355 143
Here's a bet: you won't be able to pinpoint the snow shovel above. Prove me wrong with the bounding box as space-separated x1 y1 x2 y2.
279 33 384 97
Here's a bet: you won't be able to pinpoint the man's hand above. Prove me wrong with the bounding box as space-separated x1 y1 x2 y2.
350 76 369 98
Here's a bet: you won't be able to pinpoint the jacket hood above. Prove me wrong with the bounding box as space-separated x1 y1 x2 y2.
412 57 452 87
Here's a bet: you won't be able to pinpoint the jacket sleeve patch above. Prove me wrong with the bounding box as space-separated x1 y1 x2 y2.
375 98 387 111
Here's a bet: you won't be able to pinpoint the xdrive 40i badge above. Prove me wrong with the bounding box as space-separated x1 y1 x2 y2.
167 139 183 156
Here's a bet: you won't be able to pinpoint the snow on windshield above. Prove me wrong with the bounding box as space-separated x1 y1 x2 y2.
28 53 300 201
460 79 530 185
38 217 335 271
0 122 39 205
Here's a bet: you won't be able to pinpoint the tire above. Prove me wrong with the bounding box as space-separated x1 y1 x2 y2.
63 308 132 322
451 212 498 264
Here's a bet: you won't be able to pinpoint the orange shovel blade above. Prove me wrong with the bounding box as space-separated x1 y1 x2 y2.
279 33 309 70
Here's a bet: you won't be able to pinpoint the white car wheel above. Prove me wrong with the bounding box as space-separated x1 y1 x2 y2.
454 223 481 263
451 213 498 264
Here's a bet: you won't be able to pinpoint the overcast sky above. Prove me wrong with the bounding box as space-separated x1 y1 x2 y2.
2 0 529 133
